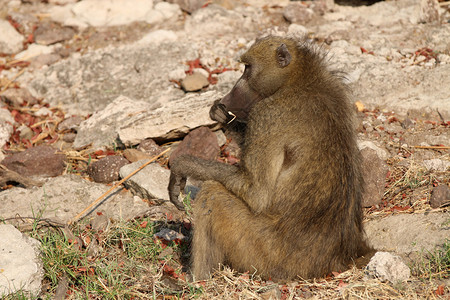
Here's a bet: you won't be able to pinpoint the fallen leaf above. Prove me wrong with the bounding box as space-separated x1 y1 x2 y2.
338 280 348 288
391 205 410 212
435 285 445 296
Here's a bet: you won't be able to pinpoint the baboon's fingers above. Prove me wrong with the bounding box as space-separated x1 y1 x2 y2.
210 99 232 124
168 172 186 211
179 176 187 194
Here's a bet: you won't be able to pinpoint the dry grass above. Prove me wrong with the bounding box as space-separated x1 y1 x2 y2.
162 266 449 299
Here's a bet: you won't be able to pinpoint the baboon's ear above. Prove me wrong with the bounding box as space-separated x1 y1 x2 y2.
276 43 291 68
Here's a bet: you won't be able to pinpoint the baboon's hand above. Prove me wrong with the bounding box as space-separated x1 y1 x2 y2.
210 99 233 124
168 171 187 211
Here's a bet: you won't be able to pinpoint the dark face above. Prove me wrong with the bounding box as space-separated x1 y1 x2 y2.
209 38 292 125
209 65 262 124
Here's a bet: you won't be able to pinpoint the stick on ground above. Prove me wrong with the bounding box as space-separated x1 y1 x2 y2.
413 145 450 150
68 148 170 225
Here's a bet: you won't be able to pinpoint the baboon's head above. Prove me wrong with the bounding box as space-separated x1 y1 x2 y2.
210 36 297 124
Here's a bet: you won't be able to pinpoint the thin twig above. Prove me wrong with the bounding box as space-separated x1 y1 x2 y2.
68 148 170 225
0 68 26 92
30 119 58 128
413 145 450 150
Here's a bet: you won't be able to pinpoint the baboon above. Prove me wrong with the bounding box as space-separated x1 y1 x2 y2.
168 35 371 281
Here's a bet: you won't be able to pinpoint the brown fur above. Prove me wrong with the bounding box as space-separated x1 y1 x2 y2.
169 36 371 280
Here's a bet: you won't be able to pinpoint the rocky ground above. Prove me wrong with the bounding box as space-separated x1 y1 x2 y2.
0 0 449 298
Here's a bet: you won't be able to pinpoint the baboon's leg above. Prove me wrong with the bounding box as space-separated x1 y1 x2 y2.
191 181 278 280
191 185 225 280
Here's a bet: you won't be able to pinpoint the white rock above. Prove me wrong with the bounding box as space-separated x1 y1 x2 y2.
168 68 187 81
365 252 411 283
287 24 308 39
7 0 21 8
0 108 15 149
120 161 171 200
153 1 181 19
423 159 450 172
145 10 165 24
138 30 178 45
357 140 389 160
118 91 222 145
0 174 151 223
437 54 450 64
184 5 244 38
416 55 426 63
34 107 53 117
48 5 87 28
423 61 434 68
71 0 154 27
237 37 247 45
74 95 150 149
193 68 210 78
0 225 43 298
0 19 24 54
15 44 54 61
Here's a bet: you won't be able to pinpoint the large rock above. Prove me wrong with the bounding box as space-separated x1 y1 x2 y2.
34 22 76 45
365 252 411 284
48 0 180 28
1 145 67 177
22 40 196 116
360 148 388 207
0 224 43 298
364 213 450 257
15 44 54 62
422 159 450 172
73 95 150 149
181 73 210 92
87 155 130 183
430 185 450 208
184 5 246 38
283 2 314 24
358 140 389 161
313 0 450 117
419 0 440 23
120 161 170 201
0 19 24 54
169 126 220 165
0 174 150 224
73 92 220 149
119 160 200 203
118 91 221 145
138 139 163 157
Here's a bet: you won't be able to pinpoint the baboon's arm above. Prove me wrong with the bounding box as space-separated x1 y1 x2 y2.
168 155 251 210
169 138 286 213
